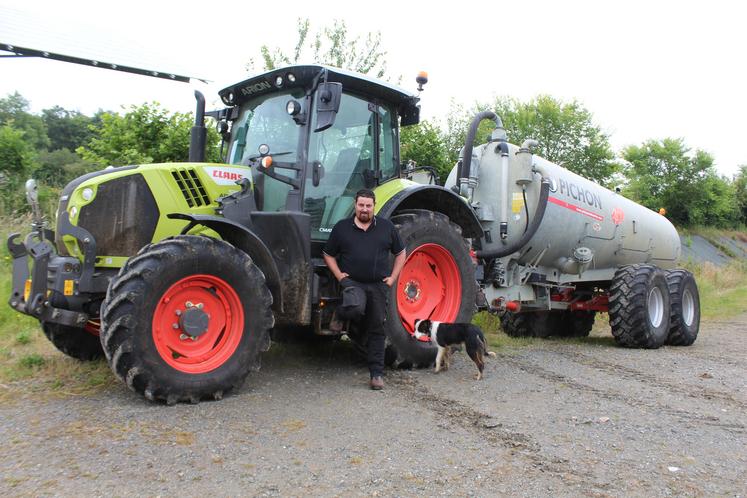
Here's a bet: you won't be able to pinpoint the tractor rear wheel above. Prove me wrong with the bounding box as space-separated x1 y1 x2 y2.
41 321 103 361
665 269 700 346
384 210 476 367
609 264 671 348
101 236 273 404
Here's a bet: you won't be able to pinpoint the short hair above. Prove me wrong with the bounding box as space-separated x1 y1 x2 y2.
355 188 376 203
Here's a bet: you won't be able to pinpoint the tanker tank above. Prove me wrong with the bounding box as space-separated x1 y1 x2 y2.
445 141 681 283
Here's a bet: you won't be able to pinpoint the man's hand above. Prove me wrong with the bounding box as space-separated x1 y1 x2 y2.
339 272 349 282
382 276 396 287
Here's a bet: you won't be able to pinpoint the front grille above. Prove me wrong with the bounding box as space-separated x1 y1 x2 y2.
77 174 159 257
171 168 210 207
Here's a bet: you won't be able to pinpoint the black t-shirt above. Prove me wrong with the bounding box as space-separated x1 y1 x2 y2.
323 216 405 283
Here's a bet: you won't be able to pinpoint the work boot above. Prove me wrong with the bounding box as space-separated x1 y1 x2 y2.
369 376 384 390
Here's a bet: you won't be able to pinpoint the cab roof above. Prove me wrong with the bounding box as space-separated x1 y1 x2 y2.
219 64 421 125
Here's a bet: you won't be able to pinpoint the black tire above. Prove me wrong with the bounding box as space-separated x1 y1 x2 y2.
384 210 476 368
500 311 532 337
500 311 565 338
41 322 104 361
100 236 274 404
665 269 700 346
609 264 671 349
558 310 596 338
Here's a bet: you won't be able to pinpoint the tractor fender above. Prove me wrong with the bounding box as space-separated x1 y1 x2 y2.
378 185 483 239
167 213 283 312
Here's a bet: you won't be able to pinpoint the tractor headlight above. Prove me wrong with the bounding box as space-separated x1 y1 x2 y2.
286 100 302 116
82 187 94 201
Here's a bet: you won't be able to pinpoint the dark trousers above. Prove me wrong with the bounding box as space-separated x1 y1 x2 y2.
356 281 390 377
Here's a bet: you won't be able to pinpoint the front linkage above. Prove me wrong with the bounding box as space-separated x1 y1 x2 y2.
7 180 108 329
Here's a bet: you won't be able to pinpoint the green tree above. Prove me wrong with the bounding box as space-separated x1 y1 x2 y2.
622 138 738 227
0 92 50 151
248 18 388 78
400 121 452 183
0 125 37 213
42 106 96 152
77 103 221 166
444 95 618 185
34 148 96 188
732 165 747 226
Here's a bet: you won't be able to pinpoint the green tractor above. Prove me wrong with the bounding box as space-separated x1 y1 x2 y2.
9 65 481 403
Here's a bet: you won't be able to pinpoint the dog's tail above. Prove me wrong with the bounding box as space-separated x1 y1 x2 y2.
479 331 496 358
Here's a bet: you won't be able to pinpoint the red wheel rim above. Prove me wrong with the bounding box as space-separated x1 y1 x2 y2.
397 243 462 341
152 274 244 374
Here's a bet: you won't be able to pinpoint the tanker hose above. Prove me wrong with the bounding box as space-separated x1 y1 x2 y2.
460 111 501 184
475 178 551 259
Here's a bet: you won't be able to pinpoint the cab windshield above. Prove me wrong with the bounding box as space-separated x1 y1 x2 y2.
228 90 304 212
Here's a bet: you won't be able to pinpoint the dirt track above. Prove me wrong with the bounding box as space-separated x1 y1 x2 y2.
1 317 746 497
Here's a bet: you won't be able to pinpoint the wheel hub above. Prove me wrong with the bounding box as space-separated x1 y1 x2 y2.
178 303 209 338
403 280 421 303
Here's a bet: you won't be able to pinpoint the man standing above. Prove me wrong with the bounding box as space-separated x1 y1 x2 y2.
323 189 407 390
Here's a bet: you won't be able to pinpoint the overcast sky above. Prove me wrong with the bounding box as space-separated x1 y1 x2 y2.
1 0 744 176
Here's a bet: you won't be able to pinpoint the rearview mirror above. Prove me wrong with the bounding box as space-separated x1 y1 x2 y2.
314 82 342 132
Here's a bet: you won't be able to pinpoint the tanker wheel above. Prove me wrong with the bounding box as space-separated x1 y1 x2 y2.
500 311 532 337
41 320 103 361
665 269 700 346
500 311 564 338
558 310 596 338
609 264 671 348
384 210 476 368
100 235 274 404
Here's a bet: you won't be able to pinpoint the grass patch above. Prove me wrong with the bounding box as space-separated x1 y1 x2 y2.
684 260 747 320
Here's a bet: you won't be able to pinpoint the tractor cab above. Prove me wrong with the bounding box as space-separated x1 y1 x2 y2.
215 65 421 242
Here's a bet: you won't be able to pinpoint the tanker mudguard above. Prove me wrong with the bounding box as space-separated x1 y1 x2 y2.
378 185 483 238
168 213 283 312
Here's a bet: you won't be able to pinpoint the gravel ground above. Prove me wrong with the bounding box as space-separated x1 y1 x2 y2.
1 317 746 497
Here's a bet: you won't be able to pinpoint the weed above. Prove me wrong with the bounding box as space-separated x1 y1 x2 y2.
15 330 31 345
19 353 45 368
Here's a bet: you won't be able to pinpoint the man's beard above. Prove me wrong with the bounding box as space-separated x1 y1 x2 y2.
356 211 371 223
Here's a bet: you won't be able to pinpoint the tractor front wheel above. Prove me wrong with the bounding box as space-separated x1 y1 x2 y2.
100 236 273 404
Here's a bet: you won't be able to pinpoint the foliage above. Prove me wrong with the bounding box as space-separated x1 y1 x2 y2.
248 18 388 78
622 138 738 227
34 148 96 188
400 121 453 183
41 106 97 151
733 165 747 225
0 125 36 213
444 95 618 185
77 102 222 166
0 92 50 151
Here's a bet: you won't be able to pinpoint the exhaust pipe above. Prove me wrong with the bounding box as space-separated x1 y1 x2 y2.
189 90 207 162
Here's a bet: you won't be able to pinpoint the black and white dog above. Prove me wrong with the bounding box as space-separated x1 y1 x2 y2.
414 319 496 380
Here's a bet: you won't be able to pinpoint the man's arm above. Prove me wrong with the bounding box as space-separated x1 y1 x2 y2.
323 252 349 282
383 249 407 287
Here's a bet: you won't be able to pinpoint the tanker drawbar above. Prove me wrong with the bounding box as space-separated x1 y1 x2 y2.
446 111 699 348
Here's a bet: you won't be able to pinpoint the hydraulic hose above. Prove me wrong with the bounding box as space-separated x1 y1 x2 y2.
455 111 503 193
475 178 551 259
